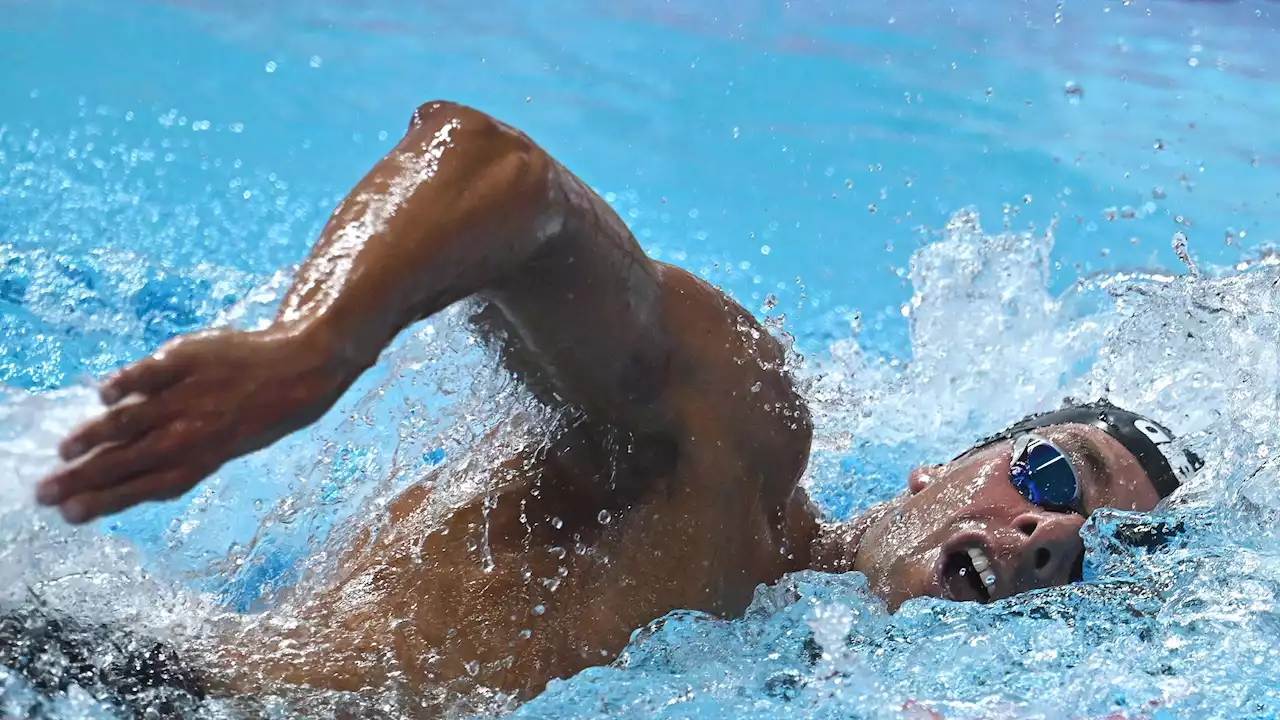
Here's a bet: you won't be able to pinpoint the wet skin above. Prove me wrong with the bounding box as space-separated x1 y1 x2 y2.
34 102 1162 707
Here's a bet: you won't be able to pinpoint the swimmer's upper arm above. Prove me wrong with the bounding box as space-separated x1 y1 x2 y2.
287 99 673 430
471 139 673 431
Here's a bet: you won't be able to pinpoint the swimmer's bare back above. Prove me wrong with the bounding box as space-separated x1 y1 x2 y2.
36 102 818 703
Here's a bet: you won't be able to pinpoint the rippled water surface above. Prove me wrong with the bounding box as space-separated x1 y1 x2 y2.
2 0 1279 718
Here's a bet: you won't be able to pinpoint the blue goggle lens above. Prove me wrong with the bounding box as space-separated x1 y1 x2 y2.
1009 436 1079 511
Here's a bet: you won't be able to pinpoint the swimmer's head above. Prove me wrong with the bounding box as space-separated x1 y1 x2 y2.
813 400 1203 611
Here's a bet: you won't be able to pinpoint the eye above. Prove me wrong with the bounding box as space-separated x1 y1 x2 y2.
1070 438 1111 511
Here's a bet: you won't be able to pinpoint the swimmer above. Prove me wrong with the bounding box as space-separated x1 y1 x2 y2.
24 102 1203 711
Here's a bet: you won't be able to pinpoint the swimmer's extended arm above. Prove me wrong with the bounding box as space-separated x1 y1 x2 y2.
37 101 671 523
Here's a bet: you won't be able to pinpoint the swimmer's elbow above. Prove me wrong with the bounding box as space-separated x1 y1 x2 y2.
403 100 559 216
407 100 484 133
405 100 539 165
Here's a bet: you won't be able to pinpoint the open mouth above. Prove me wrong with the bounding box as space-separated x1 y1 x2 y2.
941 544 998 603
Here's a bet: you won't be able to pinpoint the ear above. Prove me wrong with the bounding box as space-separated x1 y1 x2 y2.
907 465 939 495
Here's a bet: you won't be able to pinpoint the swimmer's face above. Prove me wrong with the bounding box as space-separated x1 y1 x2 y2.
852 422 1160 611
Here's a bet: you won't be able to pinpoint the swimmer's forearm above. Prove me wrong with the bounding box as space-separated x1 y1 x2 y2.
275 101 564 375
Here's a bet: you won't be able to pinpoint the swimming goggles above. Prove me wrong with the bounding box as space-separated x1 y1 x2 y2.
1009 433 1081 513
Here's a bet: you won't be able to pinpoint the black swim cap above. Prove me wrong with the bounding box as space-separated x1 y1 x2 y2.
968 399 1203 499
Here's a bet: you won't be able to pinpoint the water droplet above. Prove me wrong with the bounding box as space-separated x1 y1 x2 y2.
309 55 322 68
551 517 563 529
1152 186 1167 200
598 509 612 525
762 294 778 311
1172 231 1200 276
519 629 532 639
464 660 479 676
760 245 771 255
750 382 762 393
844 179 853 189
533 604 546 616
264 61 278 73
732 126 740 139
1023 194 1033 204
1063 80 1083 103
868 204 877 213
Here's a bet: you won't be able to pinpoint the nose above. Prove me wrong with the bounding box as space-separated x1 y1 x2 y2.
1012 511 1086 584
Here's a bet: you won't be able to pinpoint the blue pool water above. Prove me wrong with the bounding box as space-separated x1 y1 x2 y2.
3 0 1280 717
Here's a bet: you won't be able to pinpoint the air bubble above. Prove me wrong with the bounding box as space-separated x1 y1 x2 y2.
551 516 563 529
760 245 771 255
598 509 612 525
264 61 278 73
533 604 546 616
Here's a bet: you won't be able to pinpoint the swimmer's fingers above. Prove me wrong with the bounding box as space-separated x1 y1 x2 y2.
98 345 192 406
38 421 194 509
58 393 173 462
57 467 201 525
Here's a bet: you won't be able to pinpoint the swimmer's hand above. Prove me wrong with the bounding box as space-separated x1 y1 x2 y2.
35 327 350 524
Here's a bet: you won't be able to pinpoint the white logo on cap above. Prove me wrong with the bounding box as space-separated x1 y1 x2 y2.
1133 418 1195 481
